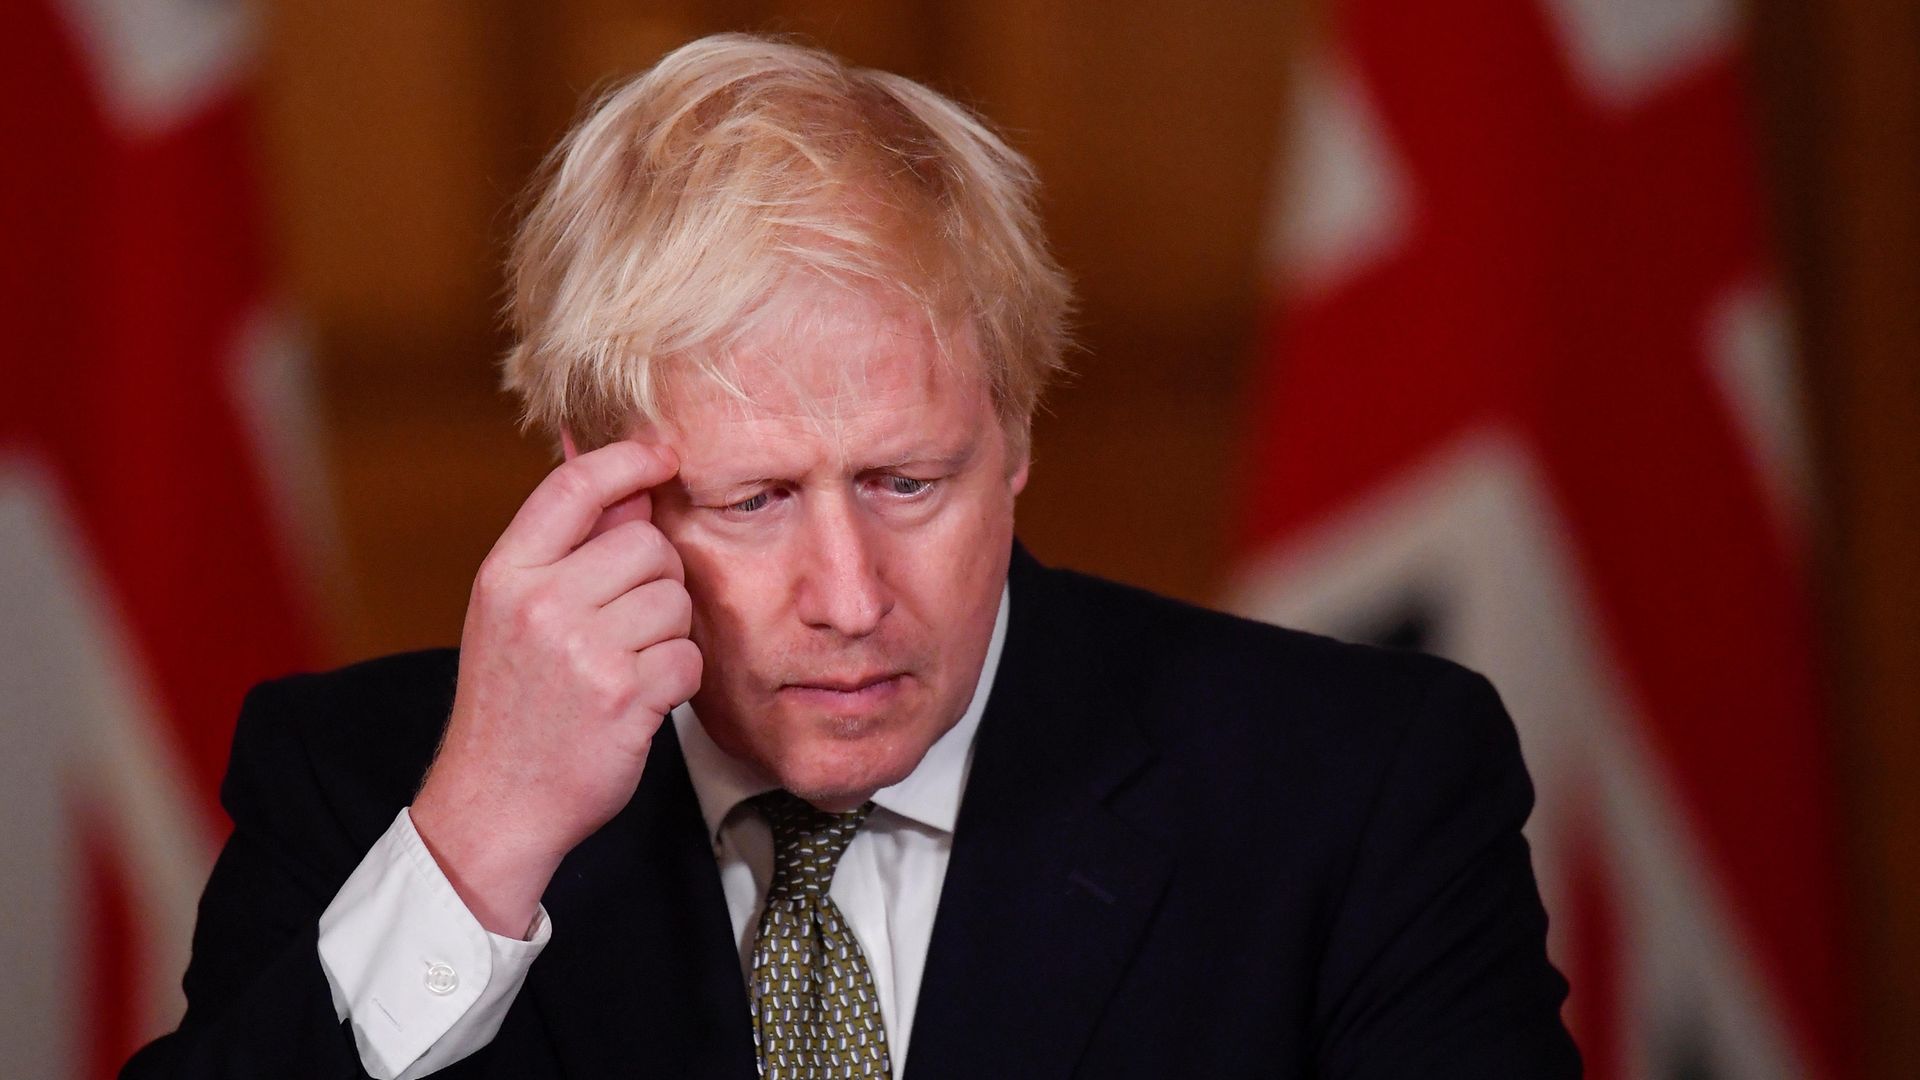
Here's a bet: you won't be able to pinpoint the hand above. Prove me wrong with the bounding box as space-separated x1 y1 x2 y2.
410 441 702 937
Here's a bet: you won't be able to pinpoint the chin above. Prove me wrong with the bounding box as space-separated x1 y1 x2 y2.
773 726 922 809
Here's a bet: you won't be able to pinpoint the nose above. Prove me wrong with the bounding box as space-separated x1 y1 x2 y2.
793 493 893 638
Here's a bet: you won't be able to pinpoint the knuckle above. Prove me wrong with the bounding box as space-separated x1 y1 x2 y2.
546 464 594 504
607 521 674 575
635 641 700 712
662 638 703 695
628 523 671 568
658 537 686 582
516 586 568 636
663 582 694 636
579 657 634 713
557 625 595 666
472 556 512 599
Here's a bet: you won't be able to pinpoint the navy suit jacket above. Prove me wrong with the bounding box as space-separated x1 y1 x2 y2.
125 545 1579 1077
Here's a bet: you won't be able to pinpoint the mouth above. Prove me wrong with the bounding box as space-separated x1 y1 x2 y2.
778 672 906 714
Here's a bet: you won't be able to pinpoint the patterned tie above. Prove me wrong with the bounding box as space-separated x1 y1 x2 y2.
748 791 893 1079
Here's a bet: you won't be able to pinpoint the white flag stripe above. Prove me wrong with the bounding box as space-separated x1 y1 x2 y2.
0 465 84 1080
230 304 353 628
1537 0 1739 108
1266 53 1412 297
1707 281 1814 538
0 459 219 1072
56 0 255 136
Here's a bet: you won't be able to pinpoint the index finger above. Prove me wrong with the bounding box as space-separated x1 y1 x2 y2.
494 441 678 566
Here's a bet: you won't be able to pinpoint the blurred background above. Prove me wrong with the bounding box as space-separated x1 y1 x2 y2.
2 0 1914 1077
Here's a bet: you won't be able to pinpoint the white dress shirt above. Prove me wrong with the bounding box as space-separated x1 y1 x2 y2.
316 586 1007 1079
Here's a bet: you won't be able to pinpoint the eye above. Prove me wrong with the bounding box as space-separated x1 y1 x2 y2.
726 491 771 513
882 475 931 497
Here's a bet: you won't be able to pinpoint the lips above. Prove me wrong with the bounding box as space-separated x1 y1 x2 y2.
778 672 906 716
784 672 900 693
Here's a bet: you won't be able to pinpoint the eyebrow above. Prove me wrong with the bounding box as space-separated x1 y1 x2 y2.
679 444 979 499
672 474 780 503
861 445 977 473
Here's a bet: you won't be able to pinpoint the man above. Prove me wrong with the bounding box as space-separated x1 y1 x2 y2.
126 33 1578 1079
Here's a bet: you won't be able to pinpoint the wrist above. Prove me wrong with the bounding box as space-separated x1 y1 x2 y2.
409 791 563 939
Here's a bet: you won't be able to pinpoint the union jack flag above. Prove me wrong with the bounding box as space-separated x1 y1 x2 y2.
0 1 325 1075
1230 2 1856 1077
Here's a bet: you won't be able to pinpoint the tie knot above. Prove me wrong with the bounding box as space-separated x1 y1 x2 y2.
753 790 873 899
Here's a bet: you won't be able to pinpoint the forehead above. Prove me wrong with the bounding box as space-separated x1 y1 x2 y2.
656 279 993 474
702 277 968 391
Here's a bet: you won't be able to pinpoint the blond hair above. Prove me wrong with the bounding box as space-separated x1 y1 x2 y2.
500 33 1073 455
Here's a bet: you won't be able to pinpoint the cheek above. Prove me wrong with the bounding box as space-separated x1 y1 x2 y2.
668 536 782 663
892 494 1013 610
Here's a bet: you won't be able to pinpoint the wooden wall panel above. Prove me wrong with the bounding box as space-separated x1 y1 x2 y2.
260 1 544 658
1759 0 1920 1073
261 1 500 366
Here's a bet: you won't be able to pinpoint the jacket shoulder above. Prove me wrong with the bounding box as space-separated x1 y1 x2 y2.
221 648 460 856
1022 562 1519 816
1032 562 1480 725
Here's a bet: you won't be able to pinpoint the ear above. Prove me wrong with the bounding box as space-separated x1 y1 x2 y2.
1004 421 1032 496
560 429 580 462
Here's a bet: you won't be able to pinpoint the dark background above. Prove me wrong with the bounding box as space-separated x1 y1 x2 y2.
253 2 1918 1074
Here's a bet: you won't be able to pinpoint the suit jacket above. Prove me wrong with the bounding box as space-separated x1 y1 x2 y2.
125 545 1579 1078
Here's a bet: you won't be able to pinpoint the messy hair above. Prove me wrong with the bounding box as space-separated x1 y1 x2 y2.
500 33 1073 456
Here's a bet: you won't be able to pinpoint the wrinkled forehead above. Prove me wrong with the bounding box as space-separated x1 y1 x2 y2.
655 275 989 435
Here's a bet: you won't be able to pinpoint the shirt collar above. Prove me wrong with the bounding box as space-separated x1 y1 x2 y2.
674 582 1009 843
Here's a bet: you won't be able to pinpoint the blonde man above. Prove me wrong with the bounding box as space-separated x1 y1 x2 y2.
129 35 1575 1080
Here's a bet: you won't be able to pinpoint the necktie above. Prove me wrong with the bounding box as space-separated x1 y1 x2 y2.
749 790 893 1079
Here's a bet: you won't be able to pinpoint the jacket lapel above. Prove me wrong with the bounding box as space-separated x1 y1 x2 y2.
527 720 758 1078
906 548 1175 1079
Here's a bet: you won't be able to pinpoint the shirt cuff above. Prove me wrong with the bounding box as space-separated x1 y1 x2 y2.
318 807 552 1079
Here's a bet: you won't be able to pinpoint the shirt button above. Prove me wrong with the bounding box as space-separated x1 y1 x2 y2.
424 963 459 995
